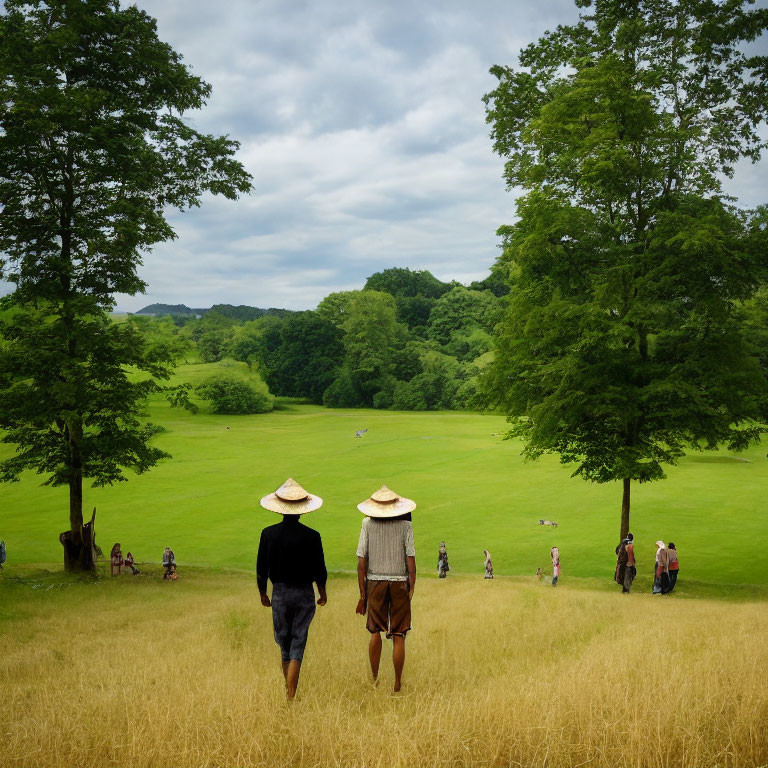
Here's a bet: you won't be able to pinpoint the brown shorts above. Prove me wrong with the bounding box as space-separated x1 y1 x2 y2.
366 580 411 638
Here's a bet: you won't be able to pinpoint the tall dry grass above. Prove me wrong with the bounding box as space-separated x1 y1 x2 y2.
1 570 766 768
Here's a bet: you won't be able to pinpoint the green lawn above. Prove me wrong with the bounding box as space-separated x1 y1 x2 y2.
2 362 767 586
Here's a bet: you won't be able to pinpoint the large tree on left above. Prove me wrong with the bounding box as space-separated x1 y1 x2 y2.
0 0 252 570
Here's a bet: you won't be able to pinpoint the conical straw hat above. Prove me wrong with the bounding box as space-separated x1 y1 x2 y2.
260 478 323 515
357 484 416 518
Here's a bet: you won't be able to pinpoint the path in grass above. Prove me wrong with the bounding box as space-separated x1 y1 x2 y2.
2 362 767 584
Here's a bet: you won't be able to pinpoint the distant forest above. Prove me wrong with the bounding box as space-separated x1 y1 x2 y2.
129 266 508 410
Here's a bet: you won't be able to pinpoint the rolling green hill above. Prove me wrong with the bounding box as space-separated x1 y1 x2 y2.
1 362 767 586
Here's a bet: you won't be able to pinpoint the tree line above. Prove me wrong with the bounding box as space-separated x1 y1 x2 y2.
134 265 507 412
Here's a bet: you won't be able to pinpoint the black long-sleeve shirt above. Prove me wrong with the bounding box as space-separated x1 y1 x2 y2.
256 516 327 593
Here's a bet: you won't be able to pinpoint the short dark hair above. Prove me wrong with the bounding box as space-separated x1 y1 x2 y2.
668 542 675 549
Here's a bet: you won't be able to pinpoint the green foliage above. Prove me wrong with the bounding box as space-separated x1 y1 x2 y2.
482 0 768 536
0 301 173 486
335 291 403 407
740 285 768 375
315 291 359 328
364 268 452 335
392 340 425 382
394 295 435 334
445 326 494 363
190 312 236 363
392 380 428 411
391 350 467 411
427 287 500 346
322 368 363 408
265 311 344 403
125 315 191 362
364 267 450 299
195 374 273 415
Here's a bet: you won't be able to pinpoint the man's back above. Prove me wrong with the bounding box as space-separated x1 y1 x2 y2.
257 518 327 588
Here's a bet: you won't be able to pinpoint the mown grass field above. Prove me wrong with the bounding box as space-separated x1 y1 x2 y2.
2 362 768 585
1 567 766 768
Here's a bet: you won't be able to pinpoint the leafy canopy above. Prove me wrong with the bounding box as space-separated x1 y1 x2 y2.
482 0 768 490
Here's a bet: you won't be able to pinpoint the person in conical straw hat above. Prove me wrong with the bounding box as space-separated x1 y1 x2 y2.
257 478 327 700
355 484 416 693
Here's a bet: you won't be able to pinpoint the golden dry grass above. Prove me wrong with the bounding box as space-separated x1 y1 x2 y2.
1 570 767 768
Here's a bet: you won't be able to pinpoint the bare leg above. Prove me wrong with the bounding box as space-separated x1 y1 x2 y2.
392 635 405 692
369 632 382 681
281 660 289 681
285 660 302 700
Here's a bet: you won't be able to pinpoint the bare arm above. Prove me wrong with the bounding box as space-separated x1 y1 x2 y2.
407 555 416 600
356 556 367 615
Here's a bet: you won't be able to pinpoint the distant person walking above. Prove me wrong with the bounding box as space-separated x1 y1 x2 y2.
257 478 327 700
653 540 670 594
614 533 636 593
355 485 416 693
667 543 679 592
551 546 560 587
483 549 494 579
162 547 176 579
0 539 6 569
437 541 449 578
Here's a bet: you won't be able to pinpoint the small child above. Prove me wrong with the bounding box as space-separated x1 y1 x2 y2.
536 567 543 581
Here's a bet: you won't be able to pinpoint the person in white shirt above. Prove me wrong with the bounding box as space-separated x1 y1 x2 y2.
355 485 416 693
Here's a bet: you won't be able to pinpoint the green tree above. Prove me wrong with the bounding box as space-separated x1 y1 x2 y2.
196 374 273 415
315 290 360 328
364 267 450 299
427 286 499 346
483 0 768 540
266 311 344 403
393 350 463 411
0 0 251 569
365 267 452 335
127 315 191 362
329 291 403 407
445 325 494 362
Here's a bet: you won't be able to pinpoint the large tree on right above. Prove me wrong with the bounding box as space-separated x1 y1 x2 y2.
483 0 768 540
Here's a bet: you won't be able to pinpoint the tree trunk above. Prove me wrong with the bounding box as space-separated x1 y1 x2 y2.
60 507 98 572
60 418 97 571
620 478 631 541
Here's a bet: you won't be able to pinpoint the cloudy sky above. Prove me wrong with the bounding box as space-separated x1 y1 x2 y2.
112 0 586 312
6 1 768 311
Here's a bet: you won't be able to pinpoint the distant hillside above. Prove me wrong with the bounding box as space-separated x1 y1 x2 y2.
134 302 295 319
135 303 206 316
209 304 296 321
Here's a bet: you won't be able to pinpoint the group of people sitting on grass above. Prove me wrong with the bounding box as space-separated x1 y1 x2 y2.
614 534 680 594
109 542 139 576
108 543 178 579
